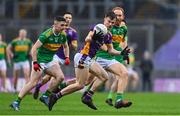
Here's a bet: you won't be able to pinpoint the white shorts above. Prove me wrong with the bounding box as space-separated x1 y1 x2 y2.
53 55 65 65
38 60 58 71
96 57 119 69
14 60 30 70
74 53 95 68
0 59 7 71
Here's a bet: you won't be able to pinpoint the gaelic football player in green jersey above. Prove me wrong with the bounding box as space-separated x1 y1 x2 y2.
33 12 78 100
10 16 69 111
105 7 131 107
7 29 32 92
0 33 8 92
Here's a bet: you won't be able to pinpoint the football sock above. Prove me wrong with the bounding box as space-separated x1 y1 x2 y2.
58 82 67 89
107 90 113 99
84 90 94 100
36 83 42 88
56 92 62 99
43 90 51 97
16 97 22 104
116 93 123 102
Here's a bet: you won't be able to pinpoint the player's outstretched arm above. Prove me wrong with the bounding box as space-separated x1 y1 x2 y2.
31 40 42 62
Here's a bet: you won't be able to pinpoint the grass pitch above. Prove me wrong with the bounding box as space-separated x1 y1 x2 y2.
0 92 180 115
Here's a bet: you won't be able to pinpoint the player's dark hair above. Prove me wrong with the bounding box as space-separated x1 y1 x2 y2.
64 11 72 16
105 11 116 20
54 16 66 22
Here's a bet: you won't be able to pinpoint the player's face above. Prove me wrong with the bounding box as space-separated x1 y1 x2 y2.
64 14 72 25
53 20 66 32
19 29 27 39
104 17 116 29
114 9 124 23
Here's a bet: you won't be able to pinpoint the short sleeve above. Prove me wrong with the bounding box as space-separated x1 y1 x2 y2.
38 35 46 44
72 31 78 41
104 33 112 45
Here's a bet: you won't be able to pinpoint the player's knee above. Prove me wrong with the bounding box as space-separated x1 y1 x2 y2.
123 69 128 77
56 74 64 82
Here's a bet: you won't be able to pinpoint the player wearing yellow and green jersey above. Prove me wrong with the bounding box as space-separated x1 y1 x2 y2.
104 7 132 108
0 33 8 92
10 16 69 111
111 25 128 64
7 29 33 92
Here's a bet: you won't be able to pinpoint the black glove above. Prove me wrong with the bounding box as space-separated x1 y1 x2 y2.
92 31 104 40
121 46 130 64
121 46 130 56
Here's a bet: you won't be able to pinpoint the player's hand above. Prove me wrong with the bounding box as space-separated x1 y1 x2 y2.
65 57 70 65
33 61 41 72
120 46 130 64
78 60 85 69
121 46 130 56
92 31 104 40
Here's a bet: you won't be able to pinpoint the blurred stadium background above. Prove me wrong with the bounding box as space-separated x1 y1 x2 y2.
1 0 180 92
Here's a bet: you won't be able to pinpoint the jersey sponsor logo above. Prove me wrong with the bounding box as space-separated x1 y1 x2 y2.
43 43 62 51
112 35 125 42
14 45 29 52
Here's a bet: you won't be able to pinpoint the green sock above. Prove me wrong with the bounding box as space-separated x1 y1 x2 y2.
43 90 51 97
107 91 113 99
86 80 94 91
58 82 67 89
86 85 91 91
116 93 123 102
16 97 22 104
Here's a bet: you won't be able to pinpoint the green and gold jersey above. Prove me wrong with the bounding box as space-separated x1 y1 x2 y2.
96 25 128 62
112 25 128 63
129 53 135 66
0 42 7 60
37 28 67 63
10 38 32 62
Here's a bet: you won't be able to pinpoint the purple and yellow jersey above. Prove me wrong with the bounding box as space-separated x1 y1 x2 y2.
66 27 78 46
79 25 112 58
37 28 67 63
56 27 78 59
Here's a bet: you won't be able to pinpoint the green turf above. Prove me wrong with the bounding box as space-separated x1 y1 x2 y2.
0 92 180 115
